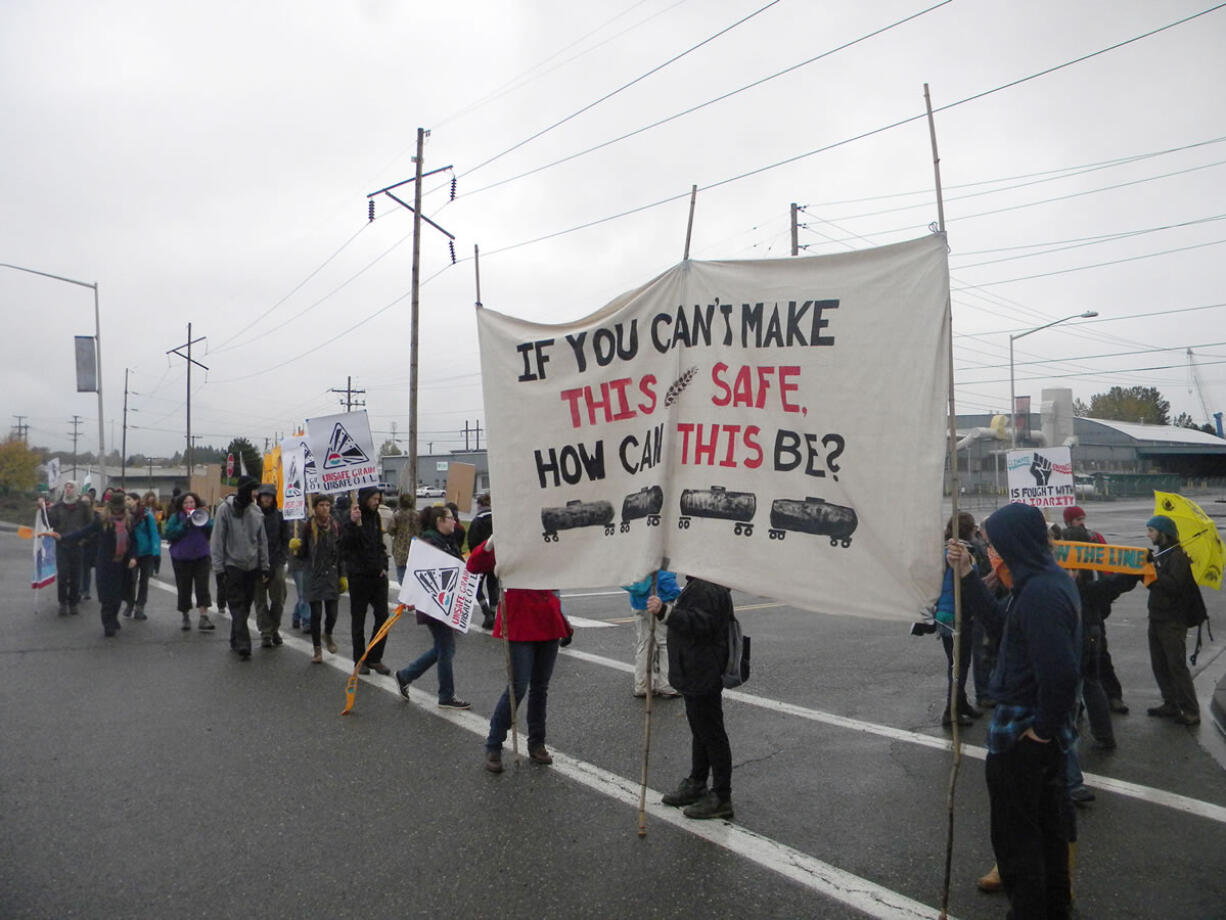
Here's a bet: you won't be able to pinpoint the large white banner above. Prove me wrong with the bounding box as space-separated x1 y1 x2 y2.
477 235 951 621
304 411 379 494
397 537 480 632
1007 446 1075 508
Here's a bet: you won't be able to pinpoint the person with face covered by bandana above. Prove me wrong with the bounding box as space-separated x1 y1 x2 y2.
210 477 269 660
950 502 1081 920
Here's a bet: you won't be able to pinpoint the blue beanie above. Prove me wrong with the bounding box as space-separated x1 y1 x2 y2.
1146 515 1178 539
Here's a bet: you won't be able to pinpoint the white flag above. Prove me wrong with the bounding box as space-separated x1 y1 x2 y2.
397 538 480 633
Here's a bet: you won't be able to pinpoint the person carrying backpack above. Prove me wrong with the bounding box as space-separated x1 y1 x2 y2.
646 576 736 821
1144 514 1205 726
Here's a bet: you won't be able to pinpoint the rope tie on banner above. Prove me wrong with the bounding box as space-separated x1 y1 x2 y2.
341 603 408 715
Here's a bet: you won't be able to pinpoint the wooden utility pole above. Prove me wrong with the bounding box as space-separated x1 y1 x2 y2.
121 369 130 489
167 324 208 481
790 202 799 256
365 129 454 497
329 376 366 412
68 415 82 478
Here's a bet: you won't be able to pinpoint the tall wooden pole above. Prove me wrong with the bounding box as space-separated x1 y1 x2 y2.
926 82 962 920
408 128 425 498
682 185 698 261
790 202 799 256
121 369 129 490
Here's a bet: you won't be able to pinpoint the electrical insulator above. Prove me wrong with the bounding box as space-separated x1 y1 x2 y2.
368 200 375 222
450 176 457 201
449 240 456 264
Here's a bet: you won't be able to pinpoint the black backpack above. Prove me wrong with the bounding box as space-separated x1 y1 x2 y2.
1186 582 1213 665
722 612 751 689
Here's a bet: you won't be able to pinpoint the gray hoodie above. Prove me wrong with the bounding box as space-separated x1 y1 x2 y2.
210 495 269 574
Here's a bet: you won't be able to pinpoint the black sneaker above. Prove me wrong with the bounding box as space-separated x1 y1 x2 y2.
1108 698 1130 715
438 698 471 710
396 671 412 700
358 663 371 675
271 632 283 646
1174 711 1201 726
661 777 707 807
1147 703 1178 718
260 635 274 648
237 647 252 660
682 791 734 821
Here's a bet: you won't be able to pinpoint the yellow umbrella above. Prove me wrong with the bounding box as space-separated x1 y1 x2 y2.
1152 491 1224 590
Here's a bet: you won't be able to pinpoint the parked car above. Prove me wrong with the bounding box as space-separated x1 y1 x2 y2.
1074 474 1096 497
416 486 445 499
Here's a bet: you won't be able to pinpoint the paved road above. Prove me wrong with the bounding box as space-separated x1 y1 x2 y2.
2 503 1225 919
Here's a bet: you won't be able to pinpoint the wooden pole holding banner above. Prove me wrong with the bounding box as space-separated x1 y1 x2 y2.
499 596 521 764
473 245 482 308
682 184 698 261
637 569 662 837
925 82 963 920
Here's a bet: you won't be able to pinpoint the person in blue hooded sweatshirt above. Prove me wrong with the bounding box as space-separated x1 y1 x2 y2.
949 502 1081 920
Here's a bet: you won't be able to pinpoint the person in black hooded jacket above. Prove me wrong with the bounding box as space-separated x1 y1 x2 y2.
952 502 1081 920
647 577 735 822
341 486 391 674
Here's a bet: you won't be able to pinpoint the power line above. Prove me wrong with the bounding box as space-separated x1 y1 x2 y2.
463 0 955 197
480 3 1226 261
461 0 782 180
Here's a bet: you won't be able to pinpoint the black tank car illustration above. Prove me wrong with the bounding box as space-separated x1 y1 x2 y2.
768 497 857 546
541 500 616 542
678 486 757 537
619 485 663 532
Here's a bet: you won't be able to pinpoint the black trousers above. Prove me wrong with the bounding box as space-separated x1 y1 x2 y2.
1098 622 1124 702
172 556 212 612
683 690 732 800
986 739 1072 920
310 599 339 647
349 572 389 663
56 544 82 606
224 566 259 652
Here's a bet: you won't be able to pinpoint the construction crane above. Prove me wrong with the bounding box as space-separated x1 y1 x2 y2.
1187 348 1223 436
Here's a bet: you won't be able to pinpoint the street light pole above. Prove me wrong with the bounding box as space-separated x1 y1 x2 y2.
1 262 106 481
1008 310 1098 448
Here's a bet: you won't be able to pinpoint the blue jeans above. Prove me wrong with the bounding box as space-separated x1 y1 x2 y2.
397 619 457 702
486 640 559 752
290 568 310 626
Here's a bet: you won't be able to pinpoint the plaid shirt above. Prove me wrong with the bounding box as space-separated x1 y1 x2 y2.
987 703 1076 754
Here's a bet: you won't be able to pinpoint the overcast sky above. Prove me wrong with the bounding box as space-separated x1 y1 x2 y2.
3 0 1224 466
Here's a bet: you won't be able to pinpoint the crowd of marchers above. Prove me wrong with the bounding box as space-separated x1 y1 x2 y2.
38 477 739 824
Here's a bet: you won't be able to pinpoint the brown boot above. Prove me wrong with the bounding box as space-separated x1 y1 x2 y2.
311 646 323 663
977 864 1002 892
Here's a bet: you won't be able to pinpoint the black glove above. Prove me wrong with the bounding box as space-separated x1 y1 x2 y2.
261 570 271 585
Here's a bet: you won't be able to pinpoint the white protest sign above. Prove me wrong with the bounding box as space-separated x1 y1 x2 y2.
45 458 61 490
304 411 379 494
397 537 480 632
282 434 321 493
281 446 307 521
1007 446 1075 508
477 234 951 621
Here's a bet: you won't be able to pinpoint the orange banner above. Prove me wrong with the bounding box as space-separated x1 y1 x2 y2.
1052 540 1156 585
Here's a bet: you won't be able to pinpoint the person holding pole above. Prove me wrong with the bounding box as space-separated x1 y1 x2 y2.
291 495 345 664
394 504 471 709
950 502 1080 919
467 536 571 774
622 570 682 698
254 484 290 648
210 477 270 661
646 577 736 821
341 486 391 675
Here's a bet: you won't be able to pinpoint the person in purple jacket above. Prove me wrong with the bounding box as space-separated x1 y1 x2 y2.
164 492 216 631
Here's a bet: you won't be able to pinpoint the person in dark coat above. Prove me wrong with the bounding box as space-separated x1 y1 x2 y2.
1144 514 1203 725
340 485 391 674
55 491 136 637
647 577 736 821
78 493 99 602
47 480 92 615
466 493 497 630
395 505 470 709
254 483 290 648
953 502 1081 920
291 495 345 663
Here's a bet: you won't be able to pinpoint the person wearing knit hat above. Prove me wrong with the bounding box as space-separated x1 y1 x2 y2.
1144 513 1201 725
210 476 270 660
53 489 136 637
1062 505 1129 714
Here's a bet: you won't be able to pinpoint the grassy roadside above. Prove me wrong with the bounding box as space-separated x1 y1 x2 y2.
0 491 40 527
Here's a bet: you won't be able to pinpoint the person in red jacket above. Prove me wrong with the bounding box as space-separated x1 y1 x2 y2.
467 536 572 773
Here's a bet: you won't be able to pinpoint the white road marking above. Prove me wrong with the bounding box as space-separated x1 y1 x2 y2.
149 577 1226 830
